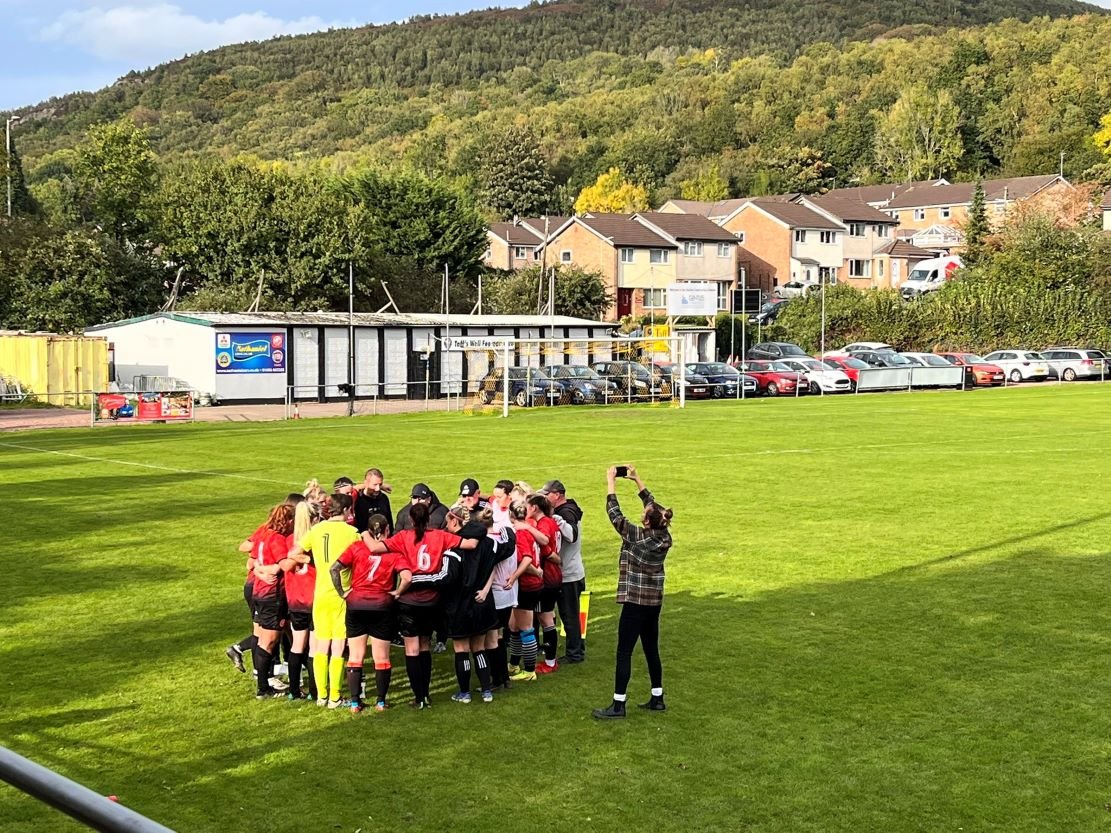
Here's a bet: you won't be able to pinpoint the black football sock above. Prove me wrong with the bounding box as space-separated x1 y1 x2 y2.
280 630 293 664
346 663 363 704
475 651 492 692
493 640 509 684
419 651 433 701
375 663 392 702
252 646 272 695
454 653 471 693
508 630 522 667
236 634 257 655
543 626 558 662
287 651 303 697
521 628 538 672
304 652 318 701
404 655 422 701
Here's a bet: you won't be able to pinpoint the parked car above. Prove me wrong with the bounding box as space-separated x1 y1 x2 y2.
1035 348 1106 382
820 354 871 390
773 280 819 298
650 362 712 400
936 353 1006 387
735 360 810 397
900 255 963 300
842 342 894 354
546 365 618 403
900 352 956 368
982 350 1050 383
592 361 662 399
476 366 565 407
685 362 758 398
746 342 811 361
779 358 853 394
852 350 916 368
751 298 789 325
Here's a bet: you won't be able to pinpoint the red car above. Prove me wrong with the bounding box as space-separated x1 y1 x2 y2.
820 354 870 391
936 352 1006 387
734 360 809 397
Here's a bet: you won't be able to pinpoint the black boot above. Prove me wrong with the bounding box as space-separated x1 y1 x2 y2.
638 695 666 711
592 700 626 720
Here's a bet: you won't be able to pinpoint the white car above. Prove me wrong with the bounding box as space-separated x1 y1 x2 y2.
780 358 853 394
1040 347 1106 381
773 280 819 298
842 341 894 353
900 352 955 368
982 350 1050 383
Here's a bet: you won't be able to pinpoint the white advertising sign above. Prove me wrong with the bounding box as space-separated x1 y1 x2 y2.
667 283 718 317
441 336 515 352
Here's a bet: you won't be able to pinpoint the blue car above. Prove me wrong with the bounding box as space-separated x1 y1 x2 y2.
546 365 619 404
475 366 564 407
685 362 759 398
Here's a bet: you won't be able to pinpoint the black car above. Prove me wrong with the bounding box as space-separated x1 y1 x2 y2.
546 365 619 404
746 341 810 361
852 350 916 369
751 299 789 325
650 361 711 400
475 366 564 407
685 362 760 398
591 361 662 400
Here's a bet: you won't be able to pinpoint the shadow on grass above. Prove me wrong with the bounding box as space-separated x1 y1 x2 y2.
8 543 1111 833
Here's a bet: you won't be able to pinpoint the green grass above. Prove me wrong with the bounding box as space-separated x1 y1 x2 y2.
4 386 1111 833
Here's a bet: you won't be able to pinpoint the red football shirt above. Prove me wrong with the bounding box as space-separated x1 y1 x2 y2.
251 529 290 600
385 528 462 605
515 525 543 593
337 541 403 610
534 515 562 588
284 555 316 612
243 522 269 588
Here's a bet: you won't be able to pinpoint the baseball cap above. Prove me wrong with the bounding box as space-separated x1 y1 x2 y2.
411 483 432 499
459 478 480 497
539 479 566 495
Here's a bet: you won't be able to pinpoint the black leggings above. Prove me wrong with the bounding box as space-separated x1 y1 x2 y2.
614 602 662 697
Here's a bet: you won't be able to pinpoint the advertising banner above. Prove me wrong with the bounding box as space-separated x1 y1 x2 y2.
94 391 194 423
667 283 718 317
215 332 286 374
441 336 515 352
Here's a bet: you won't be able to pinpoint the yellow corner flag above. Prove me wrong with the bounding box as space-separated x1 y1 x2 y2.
560 590 591 638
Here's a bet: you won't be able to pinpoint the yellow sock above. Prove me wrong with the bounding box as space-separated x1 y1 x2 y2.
328 656 345 701
312 653 328 701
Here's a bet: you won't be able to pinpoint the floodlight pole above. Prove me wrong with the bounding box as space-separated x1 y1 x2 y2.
740 271 747 400
347 262 355 417
820 276 826 360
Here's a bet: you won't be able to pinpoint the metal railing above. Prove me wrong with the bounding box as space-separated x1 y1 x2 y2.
0 745 176 833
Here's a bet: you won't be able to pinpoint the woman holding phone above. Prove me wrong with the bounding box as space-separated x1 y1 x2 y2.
592 464 674 720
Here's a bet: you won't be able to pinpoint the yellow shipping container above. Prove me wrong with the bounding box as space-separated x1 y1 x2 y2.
0 332 109 408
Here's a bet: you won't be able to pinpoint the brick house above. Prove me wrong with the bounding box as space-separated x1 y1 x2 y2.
795 195 899 288
482 216 568 271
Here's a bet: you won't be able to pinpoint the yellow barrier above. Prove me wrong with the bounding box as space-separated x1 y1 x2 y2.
0 332 109 407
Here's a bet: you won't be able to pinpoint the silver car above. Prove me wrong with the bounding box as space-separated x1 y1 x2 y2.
1040 347 1107 381
982 350 1050 383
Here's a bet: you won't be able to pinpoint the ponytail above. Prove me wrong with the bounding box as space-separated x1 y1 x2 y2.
644 503 673 531
410 501 430 543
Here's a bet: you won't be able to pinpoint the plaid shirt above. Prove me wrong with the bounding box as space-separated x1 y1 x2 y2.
608 488 671 607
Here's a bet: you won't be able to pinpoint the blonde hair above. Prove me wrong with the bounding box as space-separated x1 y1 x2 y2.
303 478 327 504
293 501 316 548
510 481 533 502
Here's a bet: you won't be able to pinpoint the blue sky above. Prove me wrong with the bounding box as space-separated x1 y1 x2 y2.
3 0 1109 110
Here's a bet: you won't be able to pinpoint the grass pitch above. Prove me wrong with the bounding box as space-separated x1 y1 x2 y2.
3 386 1111 833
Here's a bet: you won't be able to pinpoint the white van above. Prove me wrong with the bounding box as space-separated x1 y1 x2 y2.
900 255 963 300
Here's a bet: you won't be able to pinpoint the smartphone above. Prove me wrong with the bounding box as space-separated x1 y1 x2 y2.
614 466 628 478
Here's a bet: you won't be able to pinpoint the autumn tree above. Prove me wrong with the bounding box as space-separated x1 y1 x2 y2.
873 86 963 181
680 163 729 201
574 167 649 214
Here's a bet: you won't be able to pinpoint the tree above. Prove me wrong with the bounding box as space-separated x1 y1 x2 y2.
962 182 990 266
72 119 157 242
680 163 729 201
478 125 553 219
482 264 611 320
1 140 38 217
873 86 963 181
574 167 649 214
1094 111 1111 160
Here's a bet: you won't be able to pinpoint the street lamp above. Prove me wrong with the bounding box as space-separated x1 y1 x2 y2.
6 114 23 218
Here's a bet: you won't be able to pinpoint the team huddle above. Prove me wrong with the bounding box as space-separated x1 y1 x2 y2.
227 471 587 714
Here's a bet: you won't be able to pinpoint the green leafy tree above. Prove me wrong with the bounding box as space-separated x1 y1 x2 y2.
482 264 611 320
1 140 38 217
680 163 729 201
962 182 990 266
873 86 963 181
72 119 157 242
478 125 553 220
574 167 649 214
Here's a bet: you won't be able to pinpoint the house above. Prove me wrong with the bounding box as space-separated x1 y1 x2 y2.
821 179 948 209
717 199 844 292
796 195 899 288
1102 189 1111 233
482 216 569 270
872 241 938 290
541 212 738 319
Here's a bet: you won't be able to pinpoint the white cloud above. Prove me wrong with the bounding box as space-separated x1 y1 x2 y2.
38 4 353 64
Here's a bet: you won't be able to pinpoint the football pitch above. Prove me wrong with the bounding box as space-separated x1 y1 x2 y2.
4 385 1111 833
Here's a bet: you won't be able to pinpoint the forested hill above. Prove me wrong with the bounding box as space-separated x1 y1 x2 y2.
12 0 1101 161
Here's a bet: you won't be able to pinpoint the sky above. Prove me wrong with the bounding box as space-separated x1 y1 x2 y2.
2 0 1109 111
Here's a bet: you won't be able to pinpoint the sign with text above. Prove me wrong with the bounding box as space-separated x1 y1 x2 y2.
94 391 194 423
441 336 515 352
667 283 718 317
215 332 286 374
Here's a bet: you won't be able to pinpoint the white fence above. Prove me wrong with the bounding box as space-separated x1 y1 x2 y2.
856 366 965 392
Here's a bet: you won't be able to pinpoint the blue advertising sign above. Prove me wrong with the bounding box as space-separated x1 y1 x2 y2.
215 332 286 374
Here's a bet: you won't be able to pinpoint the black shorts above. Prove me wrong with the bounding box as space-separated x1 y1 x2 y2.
539 587 560 613
516 589 541 611
346 607 396 641
396 603 439 638
252 596 286 630
496 606 513 630
243 581 254 614
288 608 313 632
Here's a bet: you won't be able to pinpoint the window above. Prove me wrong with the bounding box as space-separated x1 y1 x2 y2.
876 224 889 238
649 249 670 264
877 260 884 278
717 282 729 311
717 242 732 258
940 207 951 219
913 209 926 221
619 247 634 263
734 231 746 244
513 246 527 259
849 223 866 237
682 241 703 256
848 259 871 278
560 250 572 263
642 288 667 308
794 230 807 243
819 231 836 244
484 248 492 260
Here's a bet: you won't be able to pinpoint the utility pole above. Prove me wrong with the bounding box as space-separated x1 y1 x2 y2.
347 262 355 417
